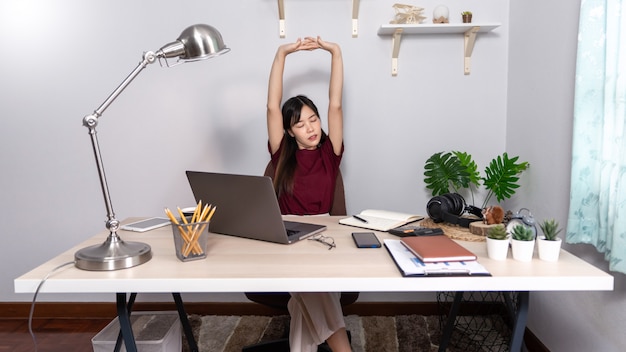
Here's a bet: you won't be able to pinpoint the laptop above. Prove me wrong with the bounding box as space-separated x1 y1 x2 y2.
185 171 327 244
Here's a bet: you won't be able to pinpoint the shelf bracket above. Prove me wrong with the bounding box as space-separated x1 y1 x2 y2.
278 0 360 38
352 0 360 37
391 28 403 76
464 26 480 75
278 0 286 38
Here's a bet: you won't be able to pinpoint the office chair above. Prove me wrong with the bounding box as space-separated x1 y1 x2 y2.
242 161 358 352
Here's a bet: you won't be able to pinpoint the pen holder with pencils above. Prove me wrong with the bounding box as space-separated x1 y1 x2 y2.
171 220 210 262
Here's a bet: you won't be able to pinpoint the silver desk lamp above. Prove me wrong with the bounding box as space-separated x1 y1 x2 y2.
75 24 229 271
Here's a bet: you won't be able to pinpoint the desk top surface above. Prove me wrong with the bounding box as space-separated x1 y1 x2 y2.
15 216 614 294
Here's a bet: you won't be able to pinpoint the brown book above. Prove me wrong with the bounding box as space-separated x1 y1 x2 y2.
400 235 477 263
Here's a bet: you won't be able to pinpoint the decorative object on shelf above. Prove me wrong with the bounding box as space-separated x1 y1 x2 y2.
432 5 449 23
73 24 229 271
537 219 563 261
486 224 509 260
510 224 536 262
390 3 426 24
462 11 473 23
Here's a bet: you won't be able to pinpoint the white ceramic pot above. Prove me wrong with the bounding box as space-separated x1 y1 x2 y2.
486 237 509 261
511 239 535 262
537 237 562 261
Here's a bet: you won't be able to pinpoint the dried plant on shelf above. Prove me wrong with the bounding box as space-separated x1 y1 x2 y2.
390 3 426 24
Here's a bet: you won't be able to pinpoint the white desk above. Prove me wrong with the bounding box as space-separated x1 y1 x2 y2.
15 216 613 351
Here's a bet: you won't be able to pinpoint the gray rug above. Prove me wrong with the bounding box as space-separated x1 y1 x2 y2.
183 314 511 352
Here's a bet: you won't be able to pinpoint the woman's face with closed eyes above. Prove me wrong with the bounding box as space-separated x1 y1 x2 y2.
288 105 322 150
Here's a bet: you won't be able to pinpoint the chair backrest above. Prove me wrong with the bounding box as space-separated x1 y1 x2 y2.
263 161 347 216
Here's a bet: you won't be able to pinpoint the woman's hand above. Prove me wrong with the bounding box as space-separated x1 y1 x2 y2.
279 37 320 56
315 37 340 54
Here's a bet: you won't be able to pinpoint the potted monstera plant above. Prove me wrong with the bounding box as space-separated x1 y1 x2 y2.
424 151 530 209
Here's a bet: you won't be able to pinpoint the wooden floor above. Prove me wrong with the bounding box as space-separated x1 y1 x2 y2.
0 318 111 352
0 302 549 352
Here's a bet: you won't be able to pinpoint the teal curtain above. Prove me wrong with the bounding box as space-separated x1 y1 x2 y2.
567 0 626 273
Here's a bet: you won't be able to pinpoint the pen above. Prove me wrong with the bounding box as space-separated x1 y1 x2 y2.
353 215 368 223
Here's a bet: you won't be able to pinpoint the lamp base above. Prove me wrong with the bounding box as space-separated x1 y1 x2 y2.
74 234 152 271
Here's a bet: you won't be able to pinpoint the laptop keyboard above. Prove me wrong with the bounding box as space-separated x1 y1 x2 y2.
286 229 299 237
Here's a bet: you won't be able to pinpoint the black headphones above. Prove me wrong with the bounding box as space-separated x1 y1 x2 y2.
426 193 483 228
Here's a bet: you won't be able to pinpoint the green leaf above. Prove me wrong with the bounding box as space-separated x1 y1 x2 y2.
453 151 481 188
482 153 530 205
424 152 470 196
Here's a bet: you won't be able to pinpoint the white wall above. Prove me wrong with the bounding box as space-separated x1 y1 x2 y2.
1 0 623 350
1 0 508 302
507 1 626 351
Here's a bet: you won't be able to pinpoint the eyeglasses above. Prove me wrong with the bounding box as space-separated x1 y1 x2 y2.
308 234 336 250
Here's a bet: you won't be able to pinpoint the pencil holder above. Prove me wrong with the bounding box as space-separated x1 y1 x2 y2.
171 221 210 262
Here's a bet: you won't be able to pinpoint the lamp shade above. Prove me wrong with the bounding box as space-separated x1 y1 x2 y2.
158 24 229 61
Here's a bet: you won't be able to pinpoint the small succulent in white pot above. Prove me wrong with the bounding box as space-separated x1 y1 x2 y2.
539 219 562 241
538 219 563 261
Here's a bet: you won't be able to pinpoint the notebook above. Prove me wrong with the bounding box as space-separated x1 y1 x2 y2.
384 239 490 276
400 235 477 263
185 171 327 244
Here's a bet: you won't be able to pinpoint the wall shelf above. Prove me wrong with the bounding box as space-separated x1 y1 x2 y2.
377 23 501 76
277 0 361 38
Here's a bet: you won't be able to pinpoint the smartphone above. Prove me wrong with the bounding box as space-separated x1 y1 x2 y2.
120 217 172 232
352 232 382 248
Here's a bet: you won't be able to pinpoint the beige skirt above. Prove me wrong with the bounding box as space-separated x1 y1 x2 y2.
288 292 346 352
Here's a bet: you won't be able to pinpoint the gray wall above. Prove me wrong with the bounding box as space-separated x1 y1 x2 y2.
0 1 623 351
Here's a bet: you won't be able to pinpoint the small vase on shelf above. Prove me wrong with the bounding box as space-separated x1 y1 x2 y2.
462 11 473 23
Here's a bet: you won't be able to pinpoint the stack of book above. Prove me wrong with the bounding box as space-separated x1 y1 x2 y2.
384 236 490 277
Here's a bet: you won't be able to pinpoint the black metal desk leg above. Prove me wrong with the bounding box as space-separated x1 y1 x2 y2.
172 293 198 352
114 293 137 352
116 292 137 352
509 291 530 352
438 291 464 352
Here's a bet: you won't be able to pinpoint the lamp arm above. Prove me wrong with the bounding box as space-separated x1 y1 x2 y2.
82 51 157 233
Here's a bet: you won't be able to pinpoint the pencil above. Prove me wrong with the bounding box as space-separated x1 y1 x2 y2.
165 207 202 255
191 200 202 223
193 205 216 242
178 207 189 224
184 205 216 256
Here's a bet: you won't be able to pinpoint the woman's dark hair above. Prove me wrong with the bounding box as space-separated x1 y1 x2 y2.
274 95 327 196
